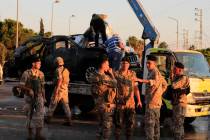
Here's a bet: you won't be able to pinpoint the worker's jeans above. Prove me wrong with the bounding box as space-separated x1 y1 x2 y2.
108 51 123 71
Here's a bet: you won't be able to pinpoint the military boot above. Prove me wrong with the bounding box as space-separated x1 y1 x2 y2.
63 117 72 126
35 128 46 140
27 128 33 140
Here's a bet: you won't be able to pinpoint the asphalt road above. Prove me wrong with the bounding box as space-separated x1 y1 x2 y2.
0 82 209 140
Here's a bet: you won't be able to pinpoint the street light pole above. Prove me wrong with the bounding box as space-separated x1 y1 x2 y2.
168 17 179 49
16 0 19 48
50 0 59 36
69 14 75 35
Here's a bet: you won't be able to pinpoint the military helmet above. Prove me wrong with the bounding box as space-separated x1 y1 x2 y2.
56 57 64 66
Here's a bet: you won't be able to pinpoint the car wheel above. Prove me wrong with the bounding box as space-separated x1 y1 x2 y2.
85 67 96 83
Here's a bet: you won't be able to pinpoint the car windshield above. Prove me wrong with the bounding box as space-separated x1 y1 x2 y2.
175 52 210 77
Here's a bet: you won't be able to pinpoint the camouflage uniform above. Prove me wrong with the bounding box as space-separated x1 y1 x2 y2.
145 67 167 140
0 64 3 82
20 69 45 129
114 70 137 140
90 72 117 140
171 75 189 140
47 66 71 120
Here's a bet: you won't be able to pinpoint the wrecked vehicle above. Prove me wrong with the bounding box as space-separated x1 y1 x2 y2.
9 35 141 112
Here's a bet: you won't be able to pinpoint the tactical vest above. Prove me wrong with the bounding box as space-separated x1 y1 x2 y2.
115 71 134 105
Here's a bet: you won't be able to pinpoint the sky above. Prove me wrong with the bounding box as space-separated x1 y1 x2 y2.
0 0 210 49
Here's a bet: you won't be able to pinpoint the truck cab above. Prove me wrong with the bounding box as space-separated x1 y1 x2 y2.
142 48 210 124
174 50 210 120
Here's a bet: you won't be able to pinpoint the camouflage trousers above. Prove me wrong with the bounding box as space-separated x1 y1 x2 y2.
145 108 160 140
172 105 186 140
114 108 135 138
96 109 114 140
24 95 45 128
47 92 71 119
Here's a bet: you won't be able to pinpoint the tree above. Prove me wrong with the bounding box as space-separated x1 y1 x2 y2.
0 43 7 65
128 36 138 48
189 45 195 50
39 18 44 36
197 48 210 65
0 19 36 49
44 32 52 38
158 41 168 48
127 36 144 61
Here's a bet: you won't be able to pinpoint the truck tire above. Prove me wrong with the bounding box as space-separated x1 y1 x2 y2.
85 66 96 83
184 117 196 124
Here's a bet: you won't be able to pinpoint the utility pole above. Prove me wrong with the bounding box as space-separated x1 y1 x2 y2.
50 0 60 36
69 14 75 35
195 8 203 49
183 29 189 49
168 17 179 49
16 0 19 48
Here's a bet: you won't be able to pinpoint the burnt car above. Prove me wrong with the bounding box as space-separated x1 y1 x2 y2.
9 35 141 81
6 35 107 81
9 35 141 112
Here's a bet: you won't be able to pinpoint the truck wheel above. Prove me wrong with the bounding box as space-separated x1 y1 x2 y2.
85 67 96 83
78 96 95 113
184 117 196 124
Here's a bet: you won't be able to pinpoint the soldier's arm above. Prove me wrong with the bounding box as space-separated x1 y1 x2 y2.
18 70 34 97
54 70 63 95
148 70 160 88
134 84 142 108
132 71 142 108
41 73 46 102
172 76 189 89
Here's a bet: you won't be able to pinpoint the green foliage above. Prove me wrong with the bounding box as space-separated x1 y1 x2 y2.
197 48 210 65
39 18 44 36
127 36 144 60
158 41 168 48
44 32 52 38
0 43 7 65
189 45 195 50
0 19 36 49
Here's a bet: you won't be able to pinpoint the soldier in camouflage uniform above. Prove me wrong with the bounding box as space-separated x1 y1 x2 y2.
114 56 142 140
141 55 167 140
171 62 189 140
46 57 72 126
20 56 46 140
89 55 117 140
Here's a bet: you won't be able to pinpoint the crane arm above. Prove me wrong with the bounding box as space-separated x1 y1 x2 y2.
127 0 160 50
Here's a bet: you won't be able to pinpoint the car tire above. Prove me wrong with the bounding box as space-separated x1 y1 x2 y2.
85 66 96 83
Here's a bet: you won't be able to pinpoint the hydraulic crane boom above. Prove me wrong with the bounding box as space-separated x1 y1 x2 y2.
127 0 160 50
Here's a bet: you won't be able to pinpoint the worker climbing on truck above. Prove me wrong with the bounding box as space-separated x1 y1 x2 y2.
90 14 108 47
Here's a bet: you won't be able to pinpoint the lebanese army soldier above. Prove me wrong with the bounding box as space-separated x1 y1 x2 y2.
19 56 46 140
171 62 189 140
89 55 117 140
114 56 142 140
46 57 72 126
141 55 167 140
